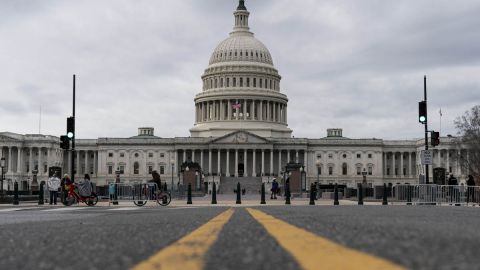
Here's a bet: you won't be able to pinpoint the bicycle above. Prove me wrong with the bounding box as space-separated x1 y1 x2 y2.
65 184 98 206
132 183 171 207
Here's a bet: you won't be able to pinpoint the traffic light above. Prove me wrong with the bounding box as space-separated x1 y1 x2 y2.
67 117 74 138
418 101 427 124
431 131 440 147
60 135 70 150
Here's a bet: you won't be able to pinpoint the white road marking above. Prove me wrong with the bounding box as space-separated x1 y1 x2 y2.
108 207 142 211
0 207 42 212
41 207 93 212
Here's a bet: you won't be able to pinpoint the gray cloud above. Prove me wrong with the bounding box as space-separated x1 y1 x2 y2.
0 0 479 140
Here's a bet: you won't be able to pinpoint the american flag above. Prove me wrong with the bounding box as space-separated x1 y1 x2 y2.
232 102 241 109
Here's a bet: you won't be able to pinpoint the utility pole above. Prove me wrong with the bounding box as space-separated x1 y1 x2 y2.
70 74 76 183
424 76 429 184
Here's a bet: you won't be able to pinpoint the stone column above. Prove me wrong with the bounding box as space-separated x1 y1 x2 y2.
217 150 221 175
252 150 256 177
228 100 232 120
446 150 450 174
259 101 263 121
400 152 404 178
383 153 387 176
8 147 12 173
76 151 80 176
278 150 282 175
287 150 291 163
408 152 412 177
438 149 441 168
183 150 186 164
284 105 288 123
28 148 33 173
270 150 273 175
220 101 224 121
235 149 238 177
200 150 204 171
192 150 195 163
85 151 89 175
266 102 270 121
392 152 396 177
251 101 255 120
244 149 248 177
296 150 299 163
38 147 43 174
243 99 247 120
208 150 212 174
261 150 265 175
235 99 239 120
272 102 276 122
17 147 22 173
226 150 230 176
94 151 97 175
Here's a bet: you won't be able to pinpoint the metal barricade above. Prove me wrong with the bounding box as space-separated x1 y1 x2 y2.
108 183 160 206
395 184 480 206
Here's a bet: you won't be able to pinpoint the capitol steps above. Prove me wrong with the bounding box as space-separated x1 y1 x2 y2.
218 177 262 194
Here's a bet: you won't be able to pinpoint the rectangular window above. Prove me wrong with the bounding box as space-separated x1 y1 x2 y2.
387 168 390 175
403 167 406 176
317 167 322 175
120 153 124 157
149 153 153 158
253 78 256 87
119 166 125 174
328 167 333 175
44 164 47 173
317 154 321 159
233 78 236 87
160 153 165 158
108 166 113 175
368 167 373 175
357 167 361 175
160 166 165 175
328 154 333 159
357 154 361 158
240 78 243 87
148 166 153 174
108 153 113 158
368 154 372 158
221 78 224 87
246 78 250 87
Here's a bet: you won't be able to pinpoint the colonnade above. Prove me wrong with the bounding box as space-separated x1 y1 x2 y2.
195 99 287 124
0 146 63 176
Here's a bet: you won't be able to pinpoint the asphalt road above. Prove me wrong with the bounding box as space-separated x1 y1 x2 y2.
0 205 479 270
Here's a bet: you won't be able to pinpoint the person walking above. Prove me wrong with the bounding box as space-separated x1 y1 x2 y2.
270 178 279 199
47 173 61 205
60 174 71 205
467 175 476 203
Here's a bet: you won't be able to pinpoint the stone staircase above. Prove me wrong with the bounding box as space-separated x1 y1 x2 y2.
218 177 262 194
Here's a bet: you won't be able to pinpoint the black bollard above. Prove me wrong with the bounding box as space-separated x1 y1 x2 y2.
236 182 241 204
211 182 217 204
382 183 388 205
38 181 45 205
334 183 339 205
309 183 315 205
358 183 364 205
285 180 291 205
260 183 266 204
164 182 168 192
187 183 192 204
13 181 19 205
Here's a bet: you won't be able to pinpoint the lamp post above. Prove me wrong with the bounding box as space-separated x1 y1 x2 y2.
362 168 367 185
300 165 306 192
0 157 5 194
170 159 175 192
32 169 38 195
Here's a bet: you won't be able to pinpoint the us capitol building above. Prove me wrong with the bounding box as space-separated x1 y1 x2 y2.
0 1 465 192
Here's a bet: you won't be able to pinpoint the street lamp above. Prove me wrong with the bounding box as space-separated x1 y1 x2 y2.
32 169 38 195
362 168 367 185
0 157 5 194
170 159 175 192
300 165 306 192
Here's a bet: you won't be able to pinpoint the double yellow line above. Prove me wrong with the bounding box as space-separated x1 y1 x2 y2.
132 208 406 270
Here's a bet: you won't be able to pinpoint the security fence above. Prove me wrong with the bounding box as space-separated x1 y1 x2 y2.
395 184 480 206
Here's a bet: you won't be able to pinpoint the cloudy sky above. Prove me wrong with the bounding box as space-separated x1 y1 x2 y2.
1 0 479 140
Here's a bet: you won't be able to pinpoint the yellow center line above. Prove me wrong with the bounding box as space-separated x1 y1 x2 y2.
246 208 407 270
131 208 234 270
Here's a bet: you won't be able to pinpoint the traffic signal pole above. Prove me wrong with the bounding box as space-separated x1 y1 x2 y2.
424 76 429 184
71 74 76 183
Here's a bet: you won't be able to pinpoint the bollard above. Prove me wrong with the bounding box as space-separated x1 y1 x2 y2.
260 183 266 204
334 183 339 205
406 185 412 205
13 181 19 205
164 182 168 192
187 183 192 204
309 183 315 205
211 182 217 204
357 183 364 205
38 181 45 205
382 183 388 205
236 182 242 204
285 180 291 205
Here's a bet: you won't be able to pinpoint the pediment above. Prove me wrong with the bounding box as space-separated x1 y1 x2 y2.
211 131 269 144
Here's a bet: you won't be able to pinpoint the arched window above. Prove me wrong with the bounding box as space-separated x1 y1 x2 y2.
240 78 243 87
246 78 250 87
134 162 139 175
226 78 230 87
253 78 257 87
342 163 348 175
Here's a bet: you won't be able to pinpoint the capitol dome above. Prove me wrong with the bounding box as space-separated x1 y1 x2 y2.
190 0 293 138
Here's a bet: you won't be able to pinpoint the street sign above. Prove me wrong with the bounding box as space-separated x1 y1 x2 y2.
421 150 432 165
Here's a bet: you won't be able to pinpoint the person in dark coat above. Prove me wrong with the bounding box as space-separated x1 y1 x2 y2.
448 174 458 186
270 179 279 199
466 175 476 203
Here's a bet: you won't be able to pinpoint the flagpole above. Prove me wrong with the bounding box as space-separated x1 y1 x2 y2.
439 108 442 135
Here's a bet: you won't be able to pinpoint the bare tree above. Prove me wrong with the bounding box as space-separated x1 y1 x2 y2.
454 105 480 184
